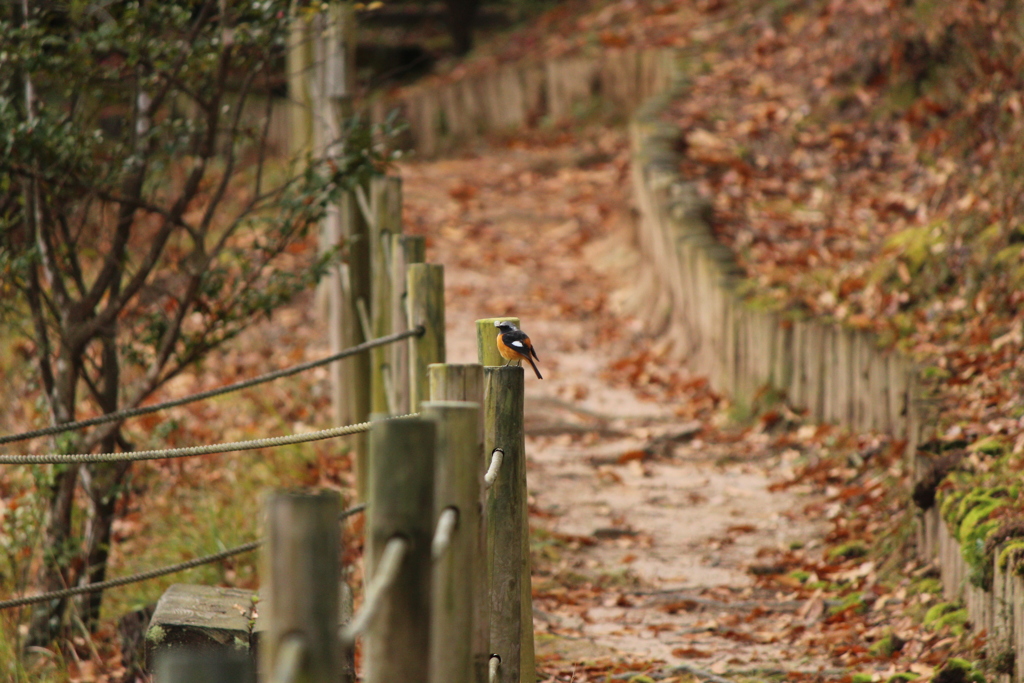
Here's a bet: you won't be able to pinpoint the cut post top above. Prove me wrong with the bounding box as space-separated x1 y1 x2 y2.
475 317 520 367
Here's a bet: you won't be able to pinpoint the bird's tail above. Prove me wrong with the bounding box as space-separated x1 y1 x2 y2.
526 355 543 380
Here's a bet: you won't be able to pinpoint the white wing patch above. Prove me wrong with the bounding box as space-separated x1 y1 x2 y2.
511 340 524 348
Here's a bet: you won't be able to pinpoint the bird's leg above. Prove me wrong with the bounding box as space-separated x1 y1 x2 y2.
504 358 513 367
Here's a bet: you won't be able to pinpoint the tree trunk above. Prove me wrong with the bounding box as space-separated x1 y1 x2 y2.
444 0 481 56
26 465 80 645
26 352 83 647
79 324 130 628
80 461 132 629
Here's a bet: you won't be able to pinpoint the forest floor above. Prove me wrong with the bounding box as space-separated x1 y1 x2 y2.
0 131 981 683
397 128 977 682
1 2 1013 681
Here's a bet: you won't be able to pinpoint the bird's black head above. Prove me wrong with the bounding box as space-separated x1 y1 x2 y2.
494 320 518 332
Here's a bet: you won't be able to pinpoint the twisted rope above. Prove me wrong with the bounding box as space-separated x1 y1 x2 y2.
431 507 459 560
0 415 417 465
484 448 503 489
0 503 366 611
339 536 407 646
0 327 424 446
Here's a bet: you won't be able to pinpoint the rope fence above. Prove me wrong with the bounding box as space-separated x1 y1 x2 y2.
484 447 503 489
0 415 418 465
430 507 458 560
339 536 408 647
489 655 501 683
0 504 366 612
0 327 424 446
271 636 307 683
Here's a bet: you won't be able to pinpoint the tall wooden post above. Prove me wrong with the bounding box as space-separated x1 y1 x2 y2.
482 366 532 683
370 176 404 415
429 363 489 683
424 401 483 683
476 318 534 683
391 235 426 414
338 190 372 498
285 9 313 157
260 491 342 683
408 264 446 411
365 418 435 683
300 4 369 495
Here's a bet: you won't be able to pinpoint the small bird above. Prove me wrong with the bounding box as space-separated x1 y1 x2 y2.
494 320 543 379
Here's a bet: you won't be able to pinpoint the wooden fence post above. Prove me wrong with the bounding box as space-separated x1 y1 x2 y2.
429 363 485 405
365 418 435 683
260 490 341 682
339 580 355 683
154 649 253 683
481 365 533 683
476 319 534 683
286 10 313 158
429 363 489 683
370 176 403 415
408 264 446 411
391 235 426 414
335 190 372 500
476 317 519 368
301 4 369 496
423 401 483 683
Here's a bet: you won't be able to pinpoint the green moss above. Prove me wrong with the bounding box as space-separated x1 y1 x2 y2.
928 607 969 636
145 623 167 644
914 578 943 595
963 518 1002 589
951 491 998 531
938 488 967 525
937 483 1019 590
957 500 1005 542
923 602 960 626
829 592 867 615
852 675 874 683
868 631 905 658
997 540 1024 570
828 540 869 561
968 436 1006 456
883 224 938 272
936 658 986 683
887 673 918 683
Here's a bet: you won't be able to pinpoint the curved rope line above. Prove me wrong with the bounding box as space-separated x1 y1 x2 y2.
0 326 424 445
0 415 416 465
0 503 367 611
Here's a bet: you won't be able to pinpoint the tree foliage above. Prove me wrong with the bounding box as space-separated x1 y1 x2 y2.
0 0 399 644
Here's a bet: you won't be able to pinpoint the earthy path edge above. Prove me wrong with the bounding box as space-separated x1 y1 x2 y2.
377 47 1024 676
627 73 1024 681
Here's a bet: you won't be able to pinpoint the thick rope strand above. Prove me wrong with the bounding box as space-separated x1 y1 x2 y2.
0 327 424 446
0 503 366 611
0 415 417 465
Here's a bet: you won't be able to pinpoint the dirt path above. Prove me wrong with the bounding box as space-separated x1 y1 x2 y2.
399 130 835 680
